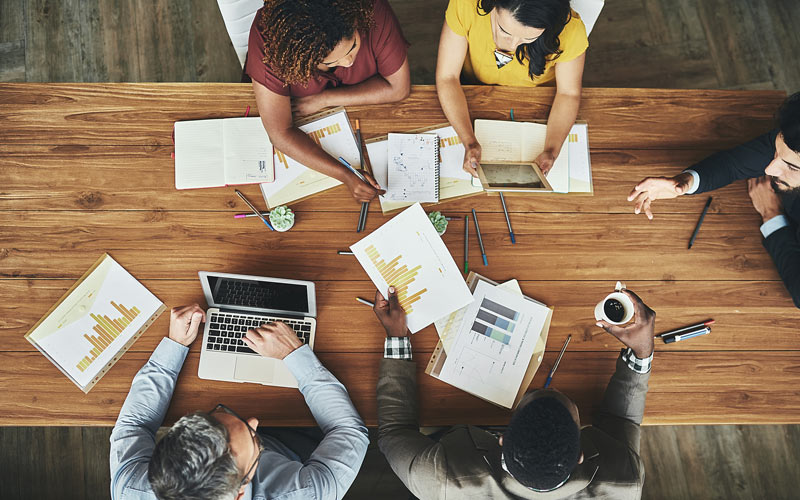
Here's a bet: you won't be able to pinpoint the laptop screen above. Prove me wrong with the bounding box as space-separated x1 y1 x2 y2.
207 276 310 314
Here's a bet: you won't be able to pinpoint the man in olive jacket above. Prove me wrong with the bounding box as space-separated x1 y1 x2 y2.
373 286 656 499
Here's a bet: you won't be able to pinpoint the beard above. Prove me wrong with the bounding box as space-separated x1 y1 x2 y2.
769 176 800 198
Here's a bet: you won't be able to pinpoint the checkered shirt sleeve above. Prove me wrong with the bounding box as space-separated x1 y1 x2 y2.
384 336 412 360
621 347 653 374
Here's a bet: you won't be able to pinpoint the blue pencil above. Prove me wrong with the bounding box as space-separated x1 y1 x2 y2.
234 189 273 231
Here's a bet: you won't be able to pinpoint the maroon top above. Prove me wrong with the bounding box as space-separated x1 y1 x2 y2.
246 0 409 97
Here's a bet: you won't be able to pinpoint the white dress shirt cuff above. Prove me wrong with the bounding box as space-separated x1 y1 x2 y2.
153 337 190 370
760 215 790 238
683 169 701 194
282 344 321 384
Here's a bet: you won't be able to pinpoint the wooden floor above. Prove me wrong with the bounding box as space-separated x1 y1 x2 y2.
1 0 799 499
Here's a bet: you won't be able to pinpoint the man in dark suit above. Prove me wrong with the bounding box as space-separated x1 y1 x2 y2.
373 285 657 499
629 92 800 308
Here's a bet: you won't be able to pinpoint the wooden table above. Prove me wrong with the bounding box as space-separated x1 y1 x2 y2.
1 84 798 427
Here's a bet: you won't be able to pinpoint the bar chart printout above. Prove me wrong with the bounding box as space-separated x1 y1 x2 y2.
25 254 164 391
76 302 141 372
364 245 427 314
351 203 472 333
472 297 519 345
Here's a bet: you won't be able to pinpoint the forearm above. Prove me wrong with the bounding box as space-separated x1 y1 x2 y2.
689 131 776 193
593 351 650 453
544 91 580 158
436 76 476 146
264 119 352 183
321 74 407 107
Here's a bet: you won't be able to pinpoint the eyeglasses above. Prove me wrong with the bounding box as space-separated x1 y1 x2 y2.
209 404 264 487
500 451 570 492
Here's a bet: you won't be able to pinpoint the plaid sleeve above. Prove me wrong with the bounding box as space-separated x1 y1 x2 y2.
384 337 412 360
621 348 653 374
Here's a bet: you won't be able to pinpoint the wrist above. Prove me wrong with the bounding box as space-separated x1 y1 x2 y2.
167 335 192 347
631 344 654 359
674 172 694 194
761 210 782 223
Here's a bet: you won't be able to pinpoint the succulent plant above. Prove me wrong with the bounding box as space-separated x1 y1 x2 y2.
269 205 295 231
428 211 448 235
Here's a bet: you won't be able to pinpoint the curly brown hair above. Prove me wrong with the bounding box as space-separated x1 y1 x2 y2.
259 0 375 85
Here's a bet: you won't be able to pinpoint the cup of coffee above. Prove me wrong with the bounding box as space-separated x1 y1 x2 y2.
594 283 635 325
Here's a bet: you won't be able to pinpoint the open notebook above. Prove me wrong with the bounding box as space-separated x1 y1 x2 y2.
174 117 275 189
385 133 440 203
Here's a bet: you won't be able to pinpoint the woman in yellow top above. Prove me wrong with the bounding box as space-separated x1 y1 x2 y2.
437 0 588 175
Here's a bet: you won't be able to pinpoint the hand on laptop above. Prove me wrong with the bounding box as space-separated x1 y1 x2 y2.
244 322 303 360
373 287 409 338
596 290 656 359
168 304 206 347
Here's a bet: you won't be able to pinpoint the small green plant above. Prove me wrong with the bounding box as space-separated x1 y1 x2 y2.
428 211 448 235
269 205 295 231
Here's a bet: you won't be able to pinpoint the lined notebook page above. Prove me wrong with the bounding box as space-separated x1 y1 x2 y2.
386 133 439 202
222 118 275 185
174 119 225 189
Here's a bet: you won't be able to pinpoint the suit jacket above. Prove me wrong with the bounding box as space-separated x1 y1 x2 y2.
376 352 649 499
689 129 800 307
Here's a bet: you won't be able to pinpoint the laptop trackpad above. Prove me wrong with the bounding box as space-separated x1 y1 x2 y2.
234 357 274 383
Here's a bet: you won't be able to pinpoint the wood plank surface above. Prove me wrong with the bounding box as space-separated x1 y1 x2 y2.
0 85 785 150
1 84 796 426
1 351 798 427
1 280 797 354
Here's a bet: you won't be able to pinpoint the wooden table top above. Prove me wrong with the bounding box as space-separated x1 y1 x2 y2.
1 84 798 426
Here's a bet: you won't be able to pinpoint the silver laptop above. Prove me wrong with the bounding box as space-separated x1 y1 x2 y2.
197 272 317 388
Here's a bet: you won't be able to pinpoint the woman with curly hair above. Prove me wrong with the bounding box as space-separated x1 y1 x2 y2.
436 0 587 177
246 0 410 202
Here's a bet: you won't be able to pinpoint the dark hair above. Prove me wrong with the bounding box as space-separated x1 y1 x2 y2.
478 0 572 79
502 396 581 490
148 413 241 500
259 0 374 85
778 91 800 153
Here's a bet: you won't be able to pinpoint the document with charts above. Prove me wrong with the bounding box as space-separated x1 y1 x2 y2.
474 119 569 193
366 124 484 214
350 203 472 333
174 117 275 189
385 133 440 202
25 254 166 392
435 280 551 408
260 107 360 208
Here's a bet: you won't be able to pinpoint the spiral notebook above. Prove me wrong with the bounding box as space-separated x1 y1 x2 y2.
385 133 440 202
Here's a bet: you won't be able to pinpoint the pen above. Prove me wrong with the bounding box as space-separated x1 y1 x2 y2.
663 326 711 344
544 335 571 389
656 319 715 338
356 297 374 307
338 156 368 184
354 120 369 233
471 208 488 266
464 214 469 274
234 189 274 231
337 250 355 255
234 212 269 219
499 193 515 244
510 108 515 121
688 196 712 249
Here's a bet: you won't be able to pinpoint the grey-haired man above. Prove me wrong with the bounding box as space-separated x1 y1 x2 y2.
109 304 369 500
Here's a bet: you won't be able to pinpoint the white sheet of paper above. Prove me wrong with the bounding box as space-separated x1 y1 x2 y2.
437 280 550 408
568 123 593 193
350 203 472 333
222 117 274 185
174 119 225 189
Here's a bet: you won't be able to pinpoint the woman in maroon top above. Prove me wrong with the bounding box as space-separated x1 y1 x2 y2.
247 0 411 202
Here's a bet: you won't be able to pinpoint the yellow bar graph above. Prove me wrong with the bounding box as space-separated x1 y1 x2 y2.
275 150 290 169
76 302 141 373
363 245 428 314
440 135 462 148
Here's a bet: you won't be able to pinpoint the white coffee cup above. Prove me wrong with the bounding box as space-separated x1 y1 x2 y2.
594 282 635 325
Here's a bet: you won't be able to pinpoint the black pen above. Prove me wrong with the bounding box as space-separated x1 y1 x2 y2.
471 208 487 265
688 196 712 249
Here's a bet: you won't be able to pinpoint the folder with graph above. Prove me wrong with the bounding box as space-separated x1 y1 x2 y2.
350 203 472 333
25 254 166 392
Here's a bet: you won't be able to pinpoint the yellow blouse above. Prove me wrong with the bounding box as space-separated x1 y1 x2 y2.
445 0 588 86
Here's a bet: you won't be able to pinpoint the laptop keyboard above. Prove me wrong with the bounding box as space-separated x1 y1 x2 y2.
206 312 312 355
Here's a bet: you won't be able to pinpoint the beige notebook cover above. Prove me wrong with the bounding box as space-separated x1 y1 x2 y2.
25 254 166 393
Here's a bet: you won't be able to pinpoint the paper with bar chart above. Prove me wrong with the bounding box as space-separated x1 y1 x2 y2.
437 280 550 408
350 203 472 333
25 255 164 391
260 108 360 208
